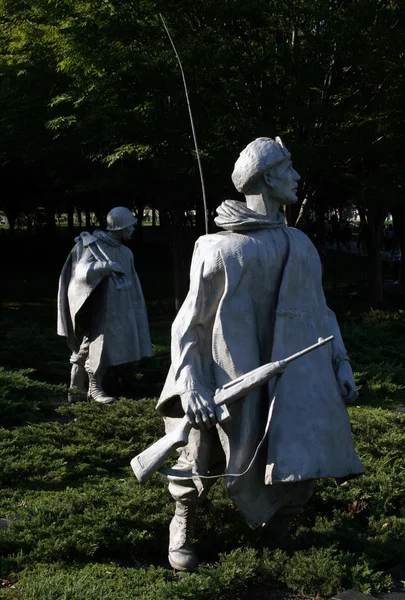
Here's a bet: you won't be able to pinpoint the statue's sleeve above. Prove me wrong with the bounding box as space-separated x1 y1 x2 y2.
65 247 111 332
57 241 86 343
310 243 350 367
326 308 350 368
164 238 225 402
75 248 110 286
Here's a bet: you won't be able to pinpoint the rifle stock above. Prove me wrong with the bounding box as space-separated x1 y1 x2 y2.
131 415 191 483
130 398 232 483
131 336 334 483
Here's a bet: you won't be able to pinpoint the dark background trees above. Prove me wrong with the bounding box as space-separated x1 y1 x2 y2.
1 0 405 303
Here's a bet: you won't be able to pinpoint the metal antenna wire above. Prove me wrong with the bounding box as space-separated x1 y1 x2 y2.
159 13 209 235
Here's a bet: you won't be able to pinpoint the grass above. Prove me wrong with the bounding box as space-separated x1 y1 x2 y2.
0 235 405 598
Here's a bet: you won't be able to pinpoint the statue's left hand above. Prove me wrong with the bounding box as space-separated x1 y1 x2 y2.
335 361 358 403
180 390 216 431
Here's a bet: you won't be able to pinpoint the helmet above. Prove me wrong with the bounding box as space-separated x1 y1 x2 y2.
106 207 137 231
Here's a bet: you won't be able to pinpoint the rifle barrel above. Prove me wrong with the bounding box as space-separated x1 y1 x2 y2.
283 335 334 365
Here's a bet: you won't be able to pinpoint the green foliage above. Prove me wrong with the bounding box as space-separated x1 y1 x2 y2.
280 547 390 597
1 0 405 235
342 310 405 409
0 346 402 597
1 258 405 598
0 367 66 426
0 547 392 599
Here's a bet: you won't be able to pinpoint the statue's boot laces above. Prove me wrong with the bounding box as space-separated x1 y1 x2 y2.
168 502 198 571
68 364 88 402
87 370 116 405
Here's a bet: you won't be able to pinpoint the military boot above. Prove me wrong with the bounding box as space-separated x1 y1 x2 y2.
87 370 116 404
68 364 88 403
168 502 198 571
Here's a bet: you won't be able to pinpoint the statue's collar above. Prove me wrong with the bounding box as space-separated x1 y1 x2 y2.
214 200 286 232
92 230 122 247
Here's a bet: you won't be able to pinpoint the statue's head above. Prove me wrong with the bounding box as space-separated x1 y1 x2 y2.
232 137 300 204
106 207 137 240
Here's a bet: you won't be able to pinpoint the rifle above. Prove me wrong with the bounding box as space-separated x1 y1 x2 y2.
131 335 334 483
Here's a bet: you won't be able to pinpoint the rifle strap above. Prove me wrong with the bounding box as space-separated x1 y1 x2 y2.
159 375 282 481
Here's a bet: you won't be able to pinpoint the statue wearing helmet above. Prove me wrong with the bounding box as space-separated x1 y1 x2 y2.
57 207 153 404
106 206 137 231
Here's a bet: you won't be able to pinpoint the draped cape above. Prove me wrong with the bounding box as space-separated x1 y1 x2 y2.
158 201 364 528
57 231 153 372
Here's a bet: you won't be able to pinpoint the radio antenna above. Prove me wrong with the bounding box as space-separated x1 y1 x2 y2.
159 13 208 234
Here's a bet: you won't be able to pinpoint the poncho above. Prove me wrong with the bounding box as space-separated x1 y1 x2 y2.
57 230 153 373
158 201 364 528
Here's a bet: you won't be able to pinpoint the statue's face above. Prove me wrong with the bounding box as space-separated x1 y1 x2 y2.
121 225 135 241
264 157 300 205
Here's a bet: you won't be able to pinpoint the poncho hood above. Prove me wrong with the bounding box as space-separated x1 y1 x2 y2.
74 230 122 248
215 199 286 231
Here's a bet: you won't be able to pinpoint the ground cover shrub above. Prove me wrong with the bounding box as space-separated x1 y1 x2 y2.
0 299 69 384
342 310 405 409
1 395 402 598
1 247 405 598
0 367 66 427
0 546 391 600
279 546 390 597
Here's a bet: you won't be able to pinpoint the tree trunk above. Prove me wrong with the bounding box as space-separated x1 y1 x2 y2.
45 205 56 234
165 202 197 311
367 242 383 304
285 199 301 227
159 207 170 229
26 215 33 233
361 206 386 304
94 209 104 228
195 200 207 236
391 207 405 283
171 224 195 312
76 207 83 229
315 204 327 248
136 203 144 243
8 215 16 236
67 205 74 234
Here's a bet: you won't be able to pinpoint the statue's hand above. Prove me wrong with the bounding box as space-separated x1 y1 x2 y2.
107 261 125 275
335 361 358 404
180 390 216 430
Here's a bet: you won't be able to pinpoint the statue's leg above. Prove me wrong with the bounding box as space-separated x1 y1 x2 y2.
168 501 198 572
276 480 316 516
68 337 89 402
264 480 316 549
87 367 116 404
167 426 225 571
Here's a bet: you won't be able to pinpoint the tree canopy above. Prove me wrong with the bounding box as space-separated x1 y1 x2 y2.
1 0 405 298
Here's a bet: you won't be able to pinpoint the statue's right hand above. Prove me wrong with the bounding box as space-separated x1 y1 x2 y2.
107 261 125 275
180 390 216 431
